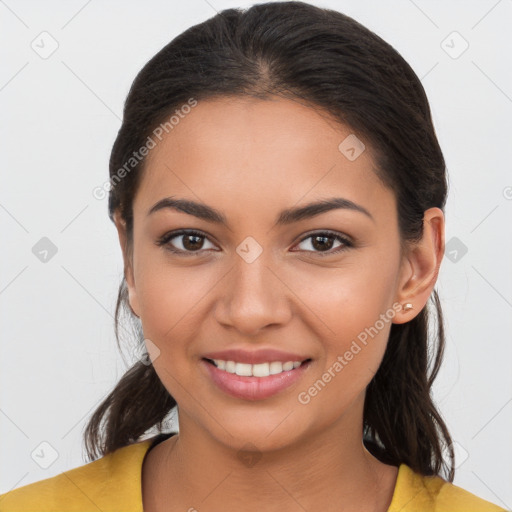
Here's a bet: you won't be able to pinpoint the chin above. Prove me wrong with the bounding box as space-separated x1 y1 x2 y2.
195 405 312 454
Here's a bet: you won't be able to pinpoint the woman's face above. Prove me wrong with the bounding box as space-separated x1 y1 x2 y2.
118 96 431 452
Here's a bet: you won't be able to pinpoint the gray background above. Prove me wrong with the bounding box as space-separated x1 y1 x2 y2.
1 0 511 507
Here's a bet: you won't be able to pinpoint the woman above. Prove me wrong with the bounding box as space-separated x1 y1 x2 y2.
0 2 506 511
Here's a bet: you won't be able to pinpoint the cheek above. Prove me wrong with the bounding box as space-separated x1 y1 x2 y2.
134 248 216 341
296 315 392 425
134 259 209 398
291 255 399 342
291 253 399 402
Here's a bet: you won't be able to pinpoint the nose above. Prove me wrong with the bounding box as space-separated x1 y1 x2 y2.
214 250 292 337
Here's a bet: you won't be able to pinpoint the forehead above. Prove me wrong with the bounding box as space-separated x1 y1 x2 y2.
135 96 396 223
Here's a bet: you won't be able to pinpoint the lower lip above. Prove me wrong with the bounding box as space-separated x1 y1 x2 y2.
201 359 311 401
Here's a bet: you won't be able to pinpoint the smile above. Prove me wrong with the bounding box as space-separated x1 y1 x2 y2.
205 359 304 377
201 357 312 401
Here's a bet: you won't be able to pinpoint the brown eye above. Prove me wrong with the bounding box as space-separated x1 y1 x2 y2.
181 233 205 251
293 231 352 256
156 229 216 255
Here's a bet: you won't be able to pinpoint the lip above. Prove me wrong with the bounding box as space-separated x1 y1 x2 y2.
201 358 312 401
201 348 309 365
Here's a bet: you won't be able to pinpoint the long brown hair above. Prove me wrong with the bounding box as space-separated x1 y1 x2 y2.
84 1 454 481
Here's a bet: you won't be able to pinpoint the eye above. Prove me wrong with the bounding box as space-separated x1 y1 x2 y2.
155 229 217 256
156 229 353 257
292 231 353 256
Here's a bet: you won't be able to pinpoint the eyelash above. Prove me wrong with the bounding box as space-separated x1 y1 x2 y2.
155 229 353 257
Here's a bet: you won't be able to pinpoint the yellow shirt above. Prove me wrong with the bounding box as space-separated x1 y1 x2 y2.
0 435 506 511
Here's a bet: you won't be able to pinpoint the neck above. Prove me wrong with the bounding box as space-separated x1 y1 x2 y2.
143 401 398 512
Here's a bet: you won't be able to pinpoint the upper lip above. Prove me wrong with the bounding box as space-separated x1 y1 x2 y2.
202 348 310 365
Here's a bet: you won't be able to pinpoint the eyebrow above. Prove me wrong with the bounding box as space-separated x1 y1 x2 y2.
147 196 375 226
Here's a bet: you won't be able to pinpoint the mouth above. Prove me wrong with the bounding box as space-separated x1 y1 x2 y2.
201 356 313 401
202 358 311 377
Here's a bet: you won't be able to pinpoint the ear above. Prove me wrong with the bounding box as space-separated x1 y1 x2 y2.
392 207 445 324
113 210 141 318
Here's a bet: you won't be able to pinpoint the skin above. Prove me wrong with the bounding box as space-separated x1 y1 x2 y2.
114 95 444 512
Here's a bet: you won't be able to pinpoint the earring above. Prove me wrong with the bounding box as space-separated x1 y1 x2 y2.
402 303 413 312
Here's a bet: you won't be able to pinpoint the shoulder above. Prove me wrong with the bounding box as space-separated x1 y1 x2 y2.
388 464 507 512
0 439 153 512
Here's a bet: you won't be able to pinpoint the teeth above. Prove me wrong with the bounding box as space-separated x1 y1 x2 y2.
269 361 283 375
211 359 303 377
225 360 236 373
252 362 270 377
235 363 252 376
